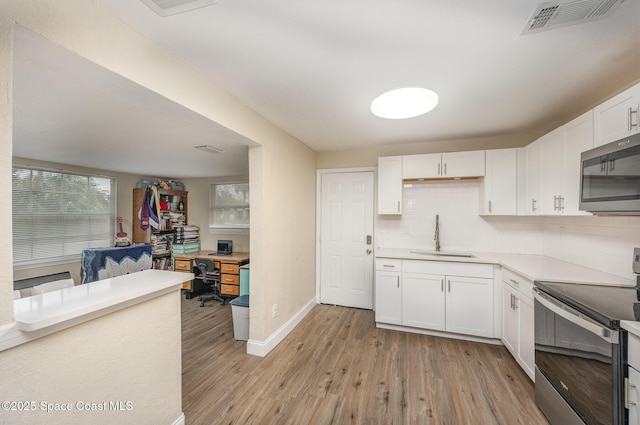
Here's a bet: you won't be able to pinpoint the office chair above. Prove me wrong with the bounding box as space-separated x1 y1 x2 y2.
194 258 224 307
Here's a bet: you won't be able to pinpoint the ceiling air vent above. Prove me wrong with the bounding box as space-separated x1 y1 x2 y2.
140 0 218 17
521 0 625 35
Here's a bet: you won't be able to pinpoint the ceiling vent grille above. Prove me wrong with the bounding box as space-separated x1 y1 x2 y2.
140 0 218 17
521 0 625 35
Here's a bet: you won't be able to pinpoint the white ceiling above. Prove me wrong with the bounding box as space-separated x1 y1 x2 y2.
12 0 640 178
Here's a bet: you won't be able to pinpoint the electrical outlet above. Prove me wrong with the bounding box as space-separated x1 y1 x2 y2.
272 304 278 318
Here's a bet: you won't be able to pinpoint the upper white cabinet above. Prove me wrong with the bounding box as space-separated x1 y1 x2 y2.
524 142 540 215
402 151 485 179
536 110 593 216
537 126 565 215
562 110 593 215
479 148 519 215
593 82 640 148
402 153 441 179
377 156 403 215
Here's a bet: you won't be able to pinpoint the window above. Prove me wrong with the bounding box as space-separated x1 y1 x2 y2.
12 166 116 266
209 182 249 232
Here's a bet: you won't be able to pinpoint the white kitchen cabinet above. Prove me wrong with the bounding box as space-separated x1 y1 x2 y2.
402 272 445 330
594 82 640 148
401 151 485 179
389 260 495 339
628 366 640 425
377 156 402 215
537 126 565 215
374 259 402 324
628 331 640 425
501 268 535 381
562 110 593 215
524 140 540 215
479 148 518 215
402 153 442 179
536 110 593 216
446 275 494 338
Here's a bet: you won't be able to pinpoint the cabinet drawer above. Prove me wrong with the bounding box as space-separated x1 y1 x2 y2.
403 260 493 279
502 268 534 299
376 258 402 272
220 263 240 274
221 284 239 296
174 260 192 271
221 274 239 284
181 280 192 290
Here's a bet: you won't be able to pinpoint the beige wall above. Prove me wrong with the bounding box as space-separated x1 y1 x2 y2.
2 0 317 354
0 291 182 425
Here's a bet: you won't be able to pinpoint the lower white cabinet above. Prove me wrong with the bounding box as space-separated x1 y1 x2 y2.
403 272 445 330
627 332 640 424
376 258 496 339
375 259 402 324
501 268 535 381
628 364 640 425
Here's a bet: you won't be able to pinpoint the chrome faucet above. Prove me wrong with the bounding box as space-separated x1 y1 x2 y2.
434 214 441 252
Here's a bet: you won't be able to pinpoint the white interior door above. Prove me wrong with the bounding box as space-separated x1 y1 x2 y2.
320 171 374 309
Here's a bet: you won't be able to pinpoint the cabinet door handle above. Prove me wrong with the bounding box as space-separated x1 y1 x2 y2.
510 293 513 309
510 278 519 286
397 276 400 288
447 280 451 293
397 201 401 213
444 163 447 175
626 377 638 408
630 106 639 131
488 200 492 213
441 279 444 292
609 158 615 173
560 196 565 212
438 163 441 176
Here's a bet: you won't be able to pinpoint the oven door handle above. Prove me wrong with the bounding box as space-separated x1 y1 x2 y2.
533 287 618 344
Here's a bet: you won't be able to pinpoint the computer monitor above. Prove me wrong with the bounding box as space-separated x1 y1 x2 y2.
216 240 232 255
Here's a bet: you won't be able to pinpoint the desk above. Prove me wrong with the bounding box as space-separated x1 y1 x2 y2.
173 251 250 299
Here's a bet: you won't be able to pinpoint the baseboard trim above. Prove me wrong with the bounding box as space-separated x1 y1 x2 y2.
246 297 316 357
375 322 503 346
171 412 185 425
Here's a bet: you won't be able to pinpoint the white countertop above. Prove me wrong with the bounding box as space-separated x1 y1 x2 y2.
1 270 191 351
375 248 635 287
623 321 640 338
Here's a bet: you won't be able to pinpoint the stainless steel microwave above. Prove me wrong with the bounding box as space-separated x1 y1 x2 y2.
580 133 640 215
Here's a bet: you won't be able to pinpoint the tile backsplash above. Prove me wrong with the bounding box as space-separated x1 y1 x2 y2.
376 180 640 280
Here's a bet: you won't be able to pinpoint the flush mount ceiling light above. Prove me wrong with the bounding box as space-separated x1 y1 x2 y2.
194 145 224 154
371 87 439 119
141 0 218 17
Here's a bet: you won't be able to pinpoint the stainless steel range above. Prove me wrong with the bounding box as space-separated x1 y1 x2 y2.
534 282 633 425
533 252 640 425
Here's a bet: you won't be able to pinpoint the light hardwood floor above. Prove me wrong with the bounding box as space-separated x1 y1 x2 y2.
182 297 549 425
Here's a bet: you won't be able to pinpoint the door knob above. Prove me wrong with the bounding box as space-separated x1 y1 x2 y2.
366 249 372 255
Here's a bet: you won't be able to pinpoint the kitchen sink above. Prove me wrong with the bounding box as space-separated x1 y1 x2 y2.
410 250 475 258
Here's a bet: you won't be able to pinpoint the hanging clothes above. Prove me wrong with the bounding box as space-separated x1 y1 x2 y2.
138 186 161 231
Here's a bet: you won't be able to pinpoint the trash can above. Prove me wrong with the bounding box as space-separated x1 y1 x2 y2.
229 295 250 341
